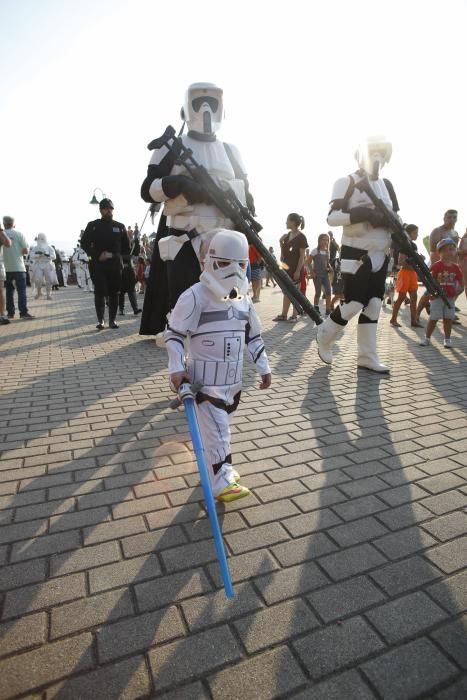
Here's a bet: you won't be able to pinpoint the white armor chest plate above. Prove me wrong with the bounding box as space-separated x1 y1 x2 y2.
187 297 249 399
182 137 236 182
164 136 247 234
342 177 393 255
32 246 54 264
348 178 393 211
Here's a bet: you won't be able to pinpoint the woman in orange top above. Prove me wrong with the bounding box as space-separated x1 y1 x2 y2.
390 225 422 328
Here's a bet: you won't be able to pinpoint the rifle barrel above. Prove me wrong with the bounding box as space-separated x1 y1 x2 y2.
355 176 451 307
170 136 322 324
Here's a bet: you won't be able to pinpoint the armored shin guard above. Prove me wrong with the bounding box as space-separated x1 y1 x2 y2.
357 298 389 373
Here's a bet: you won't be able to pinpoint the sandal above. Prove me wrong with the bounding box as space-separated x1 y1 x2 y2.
390 320 401 327
288 316 298 322
273 315 287 321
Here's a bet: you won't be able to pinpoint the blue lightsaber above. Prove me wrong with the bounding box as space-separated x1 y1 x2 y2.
171 382 234 599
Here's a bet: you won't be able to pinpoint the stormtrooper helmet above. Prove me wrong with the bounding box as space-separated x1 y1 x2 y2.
36 233 48 248
182 82 224 136
200 229 249 301
355 135 392 180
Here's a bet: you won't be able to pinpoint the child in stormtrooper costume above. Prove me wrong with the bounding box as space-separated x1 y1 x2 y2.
140 82 255 336
317 136 399 373
166 230 271 503
30 233 57 299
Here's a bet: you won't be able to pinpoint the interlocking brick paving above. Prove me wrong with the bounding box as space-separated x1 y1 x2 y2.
0 286 466 699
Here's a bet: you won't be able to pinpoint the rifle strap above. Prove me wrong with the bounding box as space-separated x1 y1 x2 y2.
223 143 246 180
383 179 400 212
329 174 356 215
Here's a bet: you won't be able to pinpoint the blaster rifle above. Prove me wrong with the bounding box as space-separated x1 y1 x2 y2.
149 126 322 324
354 175 451 307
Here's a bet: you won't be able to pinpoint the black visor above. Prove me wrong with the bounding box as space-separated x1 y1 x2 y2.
192 96 219 113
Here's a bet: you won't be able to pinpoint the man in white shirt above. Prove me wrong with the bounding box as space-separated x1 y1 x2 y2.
2 216 34 319
0 223 12 324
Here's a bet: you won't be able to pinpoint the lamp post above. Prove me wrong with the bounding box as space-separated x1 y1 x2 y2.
89 187 107 205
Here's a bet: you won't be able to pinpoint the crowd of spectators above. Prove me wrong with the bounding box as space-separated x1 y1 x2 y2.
2 207 466 344
0 212 158 327
248 208 467 348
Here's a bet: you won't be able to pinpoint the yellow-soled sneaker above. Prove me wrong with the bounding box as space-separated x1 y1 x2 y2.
216 483 251 503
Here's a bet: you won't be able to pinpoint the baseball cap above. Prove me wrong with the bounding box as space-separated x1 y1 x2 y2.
99 198 114 210
437 238 456 251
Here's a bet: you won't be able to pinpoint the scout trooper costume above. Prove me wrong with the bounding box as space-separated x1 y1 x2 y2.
317 136 398 373
30 233 56 299
140 82 255 335
165 230 270 502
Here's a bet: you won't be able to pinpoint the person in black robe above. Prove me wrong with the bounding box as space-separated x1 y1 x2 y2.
81 199 130 330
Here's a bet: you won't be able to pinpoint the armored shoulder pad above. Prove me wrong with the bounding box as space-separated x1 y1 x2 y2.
330 176 354 203
383 178 400 212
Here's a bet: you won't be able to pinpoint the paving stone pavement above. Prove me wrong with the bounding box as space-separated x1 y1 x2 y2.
0 285 466 700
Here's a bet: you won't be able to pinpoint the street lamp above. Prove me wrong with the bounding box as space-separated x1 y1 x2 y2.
89 187 107 205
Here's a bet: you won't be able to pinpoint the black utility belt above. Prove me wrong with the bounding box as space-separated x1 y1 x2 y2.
196 390 241 415
340 245 369 261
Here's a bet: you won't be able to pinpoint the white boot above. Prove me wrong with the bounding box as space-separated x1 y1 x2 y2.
357 322 389 373
46 285 52 300
316 318 344 364
35 285 42 299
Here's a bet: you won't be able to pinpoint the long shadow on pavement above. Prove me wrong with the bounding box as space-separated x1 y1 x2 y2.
265 348 467 698
0 393 243 698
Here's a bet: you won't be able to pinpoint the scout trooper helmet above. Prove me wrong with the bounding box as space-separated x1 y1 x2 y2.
355 135 392 180
181 82 224 135
200 229 249 301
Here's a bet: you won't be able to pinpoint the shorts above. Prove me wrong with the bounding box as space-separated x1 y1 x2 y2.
0 263 5 283
395 269 418 294
430 296 456 321
250 264 262 282
314 274 331 296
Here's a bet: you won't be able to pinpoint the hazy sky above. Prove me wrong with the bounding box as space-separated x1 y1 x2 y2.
1 0 466 255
